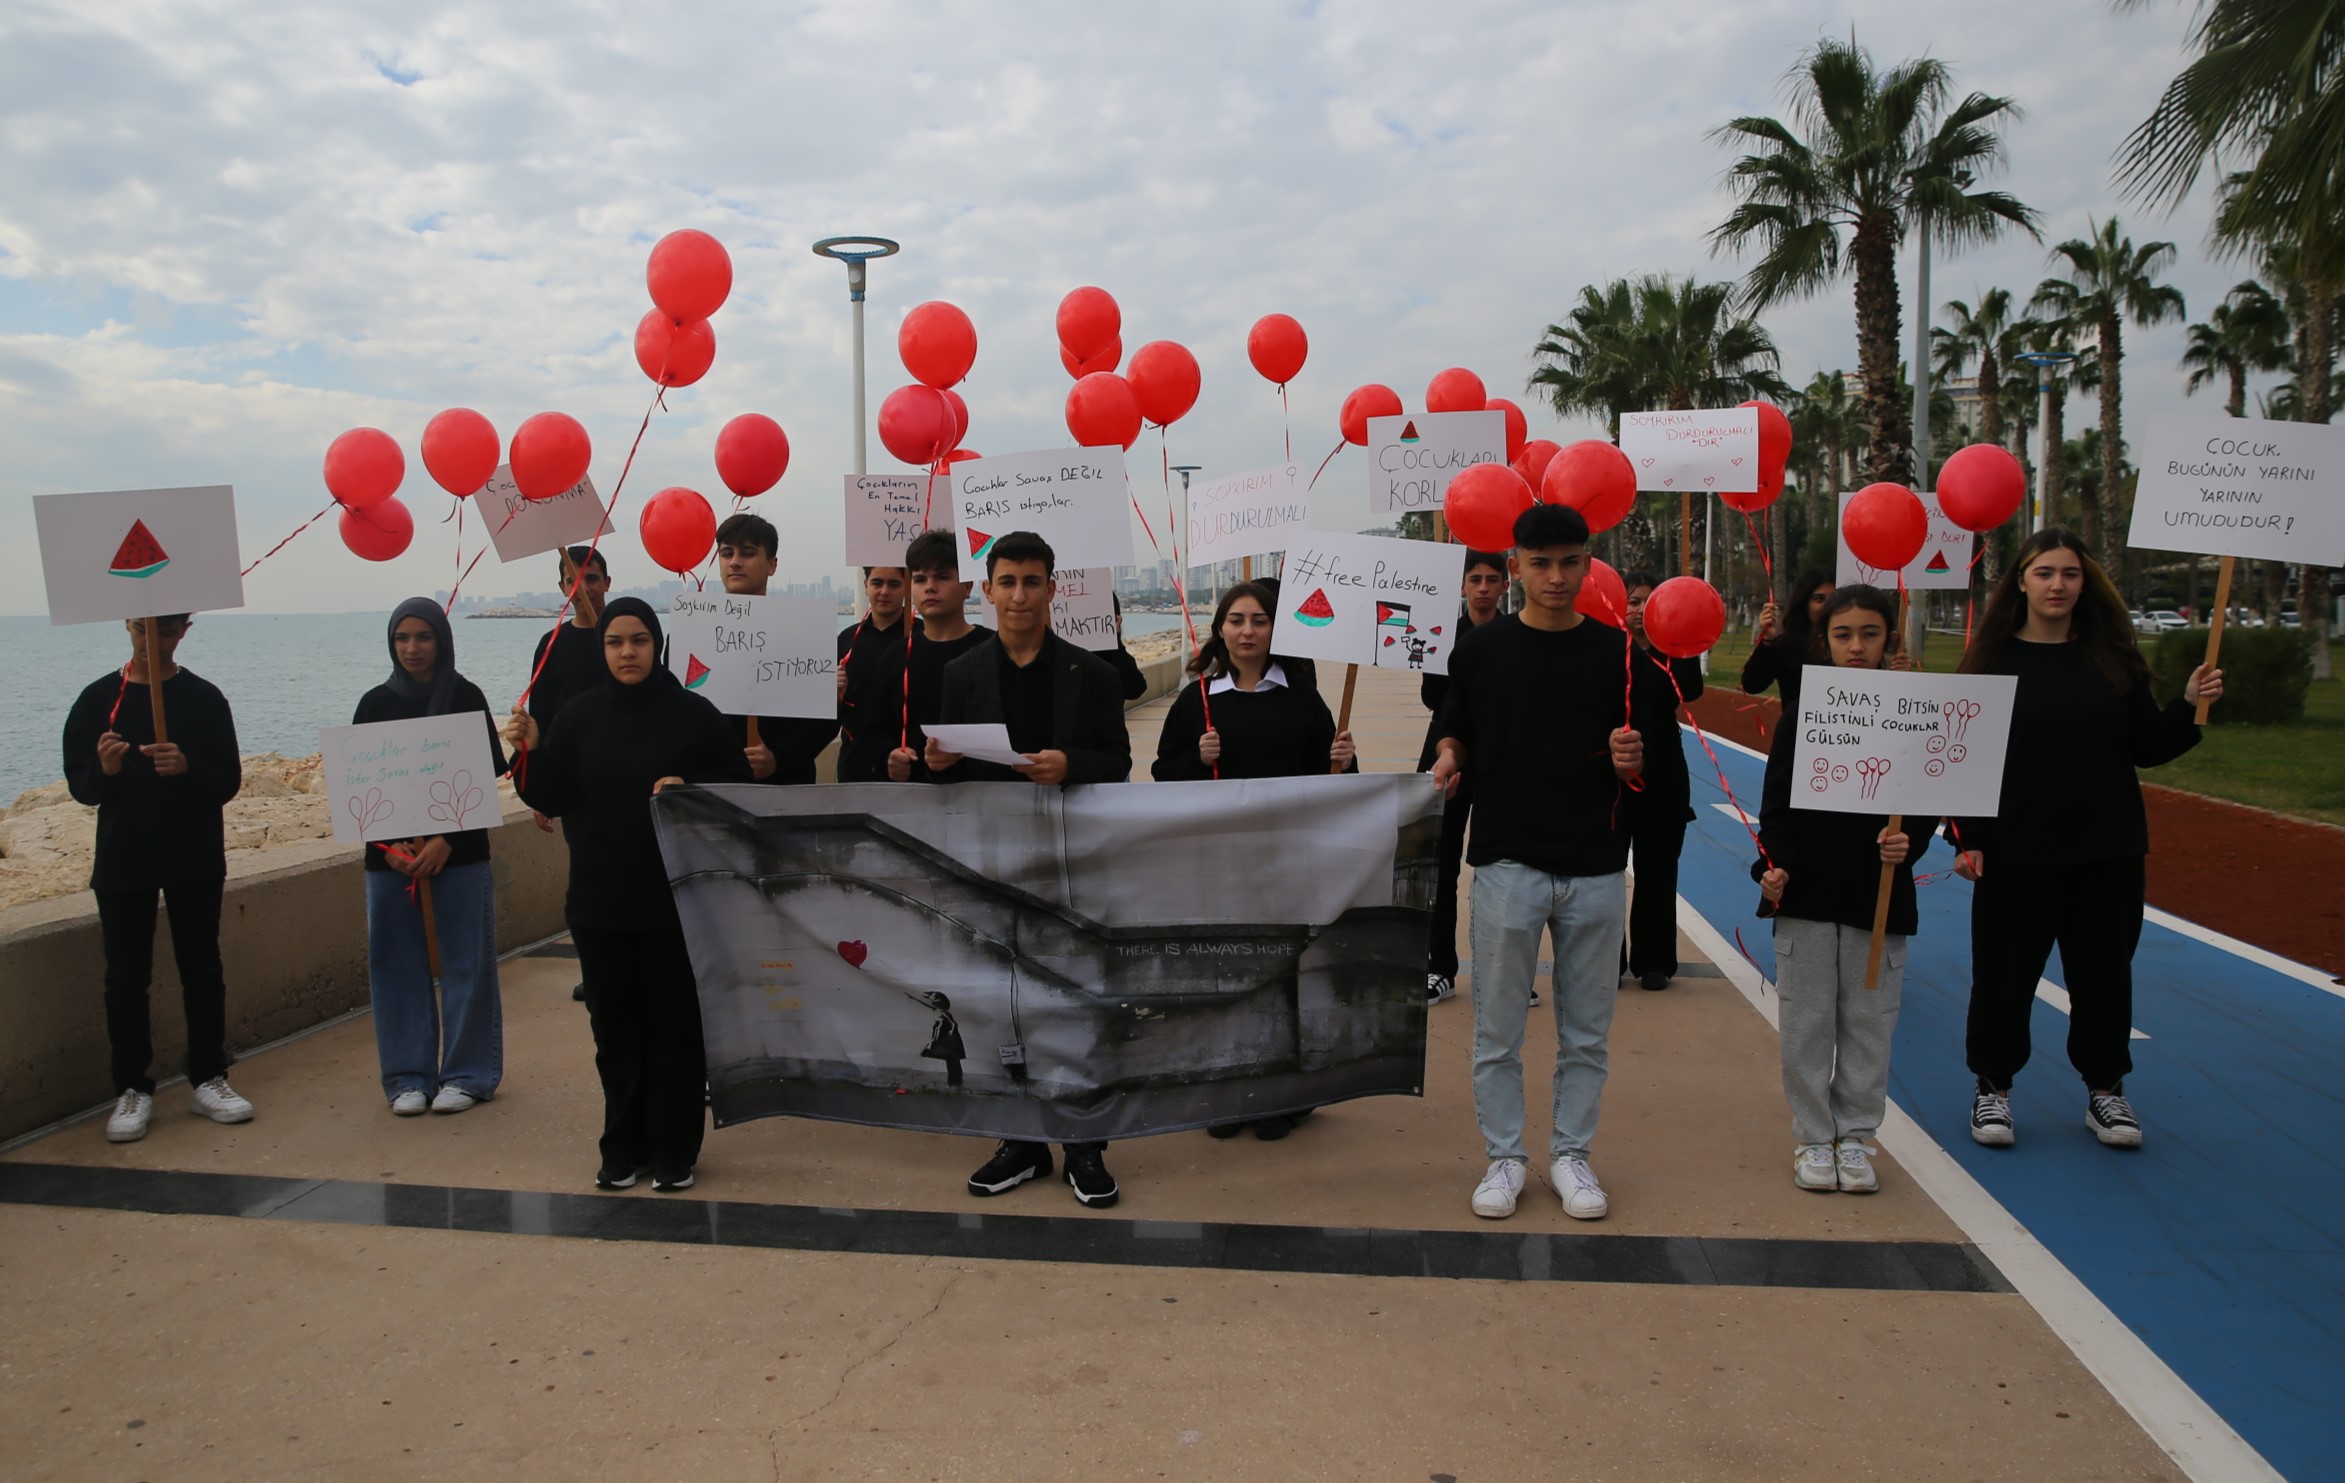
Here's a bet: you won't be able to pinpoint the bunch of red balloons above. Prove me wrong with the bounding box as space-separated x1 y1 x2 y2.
636 229 732 389
878 301 977 466
324 427 415 562
1055 286 1201 448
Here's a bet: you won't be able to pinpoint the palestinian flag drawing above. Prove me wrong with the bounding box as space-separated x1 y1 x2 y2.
1292 587 1336 628
108 519 169 579
683 654 712 690
1923 548 1951 574
965 528 996 563
1397 420 1420 443
1376 600 1411 632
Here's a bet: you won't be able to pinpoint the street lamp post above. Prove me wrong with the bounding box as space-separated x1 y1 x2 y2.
2015 349 2078 533
1171 464 1204 598
811 236 901 475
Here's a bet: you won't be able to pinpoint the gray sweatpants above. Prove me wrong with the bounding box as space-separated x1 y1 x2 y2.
1773 917 1904 1146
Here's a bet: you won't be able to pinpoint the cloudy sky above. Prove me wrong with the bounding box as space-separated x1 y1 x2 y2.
1 0 2241 614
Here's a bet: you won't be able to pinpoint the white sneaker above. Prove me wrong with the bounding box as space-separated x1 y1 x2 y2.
188 1076 254 1124
390 1090 429 1116
1835 1140 1879 1194
430 1086 478 1115
105 1089 153 1143
1550 1156 1609 1220
1794 1143 1837 1191
1470 1158 1528 1218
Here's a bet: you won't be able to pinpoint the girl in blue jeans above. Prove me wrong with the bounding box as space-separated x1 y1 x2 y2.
352 599 509 1115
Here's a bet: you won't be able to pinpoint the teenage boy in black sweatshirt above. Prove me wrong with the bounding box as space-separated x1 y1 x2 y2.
1620 571 1703 991
527 546 612 1001
63 613 254 1142
887 528 994 782
1431 504 1673 1224
714 512 840 783
1417 548 1508 1005
836 564 912 782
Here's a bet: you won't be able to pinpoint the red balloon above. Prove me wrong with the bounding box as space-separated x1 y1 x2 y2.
1128 340 1201 426
1844 482 1930 571
635 310 715 388
646 229 731 323
1512 438 1562 490
1442 463 1534 551
930 447 983 474
1426 367 1487 415
420 409 498 498
339 496 414 561
1066 372 1143 450
714 413 789 497
1541 440 1636 532
1936 443 2027 532
1642 576 1727 659
940 388 969 452
1486 396 1528 461
323 427 403 509
1339 383 1403 446
1056 286 1120 360
509 412 593 501
1060 337 1122 379
1740 398 1793 478
900 301 977 390
1576 557 1628 627
877 384 954 466
1720 466 1783 514
639 486 716 574
1247 314 1308 385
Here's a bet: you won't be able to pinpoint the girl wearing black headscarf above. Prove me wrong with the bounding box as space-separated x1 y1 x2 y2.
352 598 510 1117
505 597 751 1192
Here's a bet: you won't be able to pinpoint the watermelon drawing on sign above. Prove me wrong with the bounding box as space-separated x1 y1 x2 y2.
965 528 995 562
684 655 712 690
108 520 170 579
1398 421 1420 443
1293 587 1336 627
1923 549 1951 573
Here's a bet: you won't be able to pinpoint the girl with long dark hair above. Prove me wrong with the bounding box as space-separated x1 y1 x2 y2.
1740 567 1835 707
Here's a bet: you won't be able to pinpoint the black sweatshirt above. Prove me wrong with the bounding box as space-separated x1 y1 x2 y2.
901 625 995 781
1152 673 1347 781
1416 608 1487 772
1753 693 1930 935
1434 614 1678 878
836 615 913 782
1102 643 1149 702
1949 637 2200 866
350 679 511 873
1628 646 1704 827
526 623 610 726
1740 636 1804 708
742 713 840 786
63 668 242 891
515 682 753 932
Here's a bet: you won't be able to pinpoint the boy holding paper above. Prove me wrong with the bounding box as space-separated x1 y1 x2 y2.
886 529 993 782
715 512 839 783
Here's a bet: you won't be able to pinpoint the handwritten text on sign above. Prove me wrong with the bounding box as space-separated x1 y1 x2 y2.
665 592 837 719
1185 462 1310 567
844 474 950 567
1836 490 1972 590
950 447 1134 571
2125 415 2345 564
1274 532 1461 676
1049 567 1117 652
320 713 506 847
1619 408 1760 493
1789 669 2017 819
1367 411 1506 514
478 464 611 564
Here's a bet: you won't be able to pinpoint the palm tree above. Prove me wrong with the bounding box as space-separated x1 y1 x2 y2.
1933 288 2036 449
1529 279 1649 439
1789 370 1864 562
1709 37 2039 484
2180 280 2295 416
2028 219 2185 566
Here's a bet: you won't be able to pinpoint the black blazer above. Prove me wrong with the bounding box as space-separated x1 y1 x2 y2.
935 632 1132 784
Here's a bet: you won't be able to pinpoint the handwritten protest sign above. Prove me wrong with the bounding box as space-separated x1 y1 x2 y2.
2126 414 2345 564
1050 567 1117 652
35 485 246 625
1185 462 1310 567
664 592 836 718
478 463 610 564
1367 411 1506 514
320 714 505 847
950 447 1133 571
1273 532 1460 676
844 473 950 566
1619 408 1760 493
1789 670 2017 820
1836 490 1972 589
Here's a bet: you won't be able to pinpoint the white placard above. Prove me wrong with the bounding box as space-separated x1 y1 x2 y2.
1789 670 2018 819
1836 490 1973 589
477 463 611 564
320 714 506 847
1367 411 1507 513
2126 414 2345 564
34 485 246 626
1272 532 1462 676
1049 567 1117 652
924 723 1031 769
844 474 951 567
950 447 1134 570
1186 461 1311 567
663 592 837 718
1619 408 1760 493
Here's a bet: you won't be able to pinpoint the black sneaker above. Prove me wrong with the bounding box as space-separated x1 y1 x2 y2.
651 1168 695 1192
1426 973 1456 1005
594 1166 638 1190
1252 1109 1312 1142
967 1140 1052 1196
1640 971 1670 992
1970 1078 2015 1147
1063 1145 1119 1208
571 982 587 1002
1206 1122 1245 1140
2087 1084 2143 1148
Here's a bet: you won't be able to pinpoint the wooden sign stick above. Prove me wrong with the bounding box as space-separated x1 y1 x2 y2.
144 615 171 745
1863 812 1903 990
560 550 600 628
414 856 444 980
1330 663 1359 774
744 716 762 747
2195 556 2234 726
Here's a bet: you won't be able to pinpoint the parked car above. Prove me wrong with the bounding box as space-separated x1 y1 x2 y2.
2147 610 2188 631
2132 610 2161 637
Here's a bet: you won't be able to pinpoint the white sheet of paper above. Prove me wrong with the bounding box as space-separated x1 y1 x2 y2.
1185 461 1311 567
924 723 1033 769
844 474 951 567
1272 532 1461 676
477 463 611 564
319 714 506 847
1619 408 1760 493
1050 567 1117 652
1366 411 1507 513
950 447 1134 570
1789 670 2018 819
34 485 246 626
2125 414 2345 563
1836 490 1973 590
664 592 837 718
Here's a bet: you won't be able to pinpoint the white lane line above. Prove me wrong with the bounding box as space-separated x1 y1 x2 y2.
1677 895 2283 1483
2034 980 2151 1039
2143 905 2345 999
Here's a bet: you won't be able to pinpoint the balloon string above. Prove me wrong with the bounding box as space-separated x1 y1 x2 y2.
1612 599 1644 796
1125 471 1214 777
1279 384 1291 462
375 842 425 905
1307 441 1345 491
1740 510 1775 591
446 498 532 602
448 499 466 604
1643 646 1773 872
241 500 336 578
107 665 133 729
835 616 869 755
901 607 915 754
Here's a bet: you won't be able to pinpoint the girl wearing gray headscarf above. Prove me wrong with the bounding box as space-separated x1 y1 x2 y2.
352 598 510 1116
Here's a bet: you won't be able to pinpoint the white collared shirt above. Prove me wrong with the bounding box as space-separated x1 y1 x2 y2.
1207 661 1287 697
